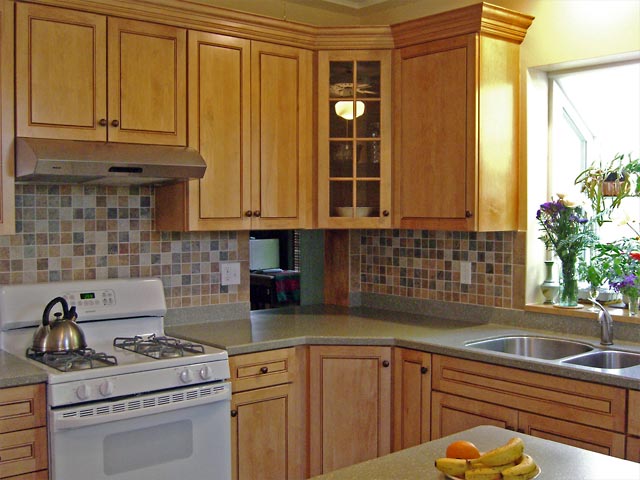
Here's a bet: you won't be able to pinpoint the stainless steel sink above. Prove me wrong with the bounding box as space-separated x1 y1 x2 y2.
562 350 640 370
465 335 594 360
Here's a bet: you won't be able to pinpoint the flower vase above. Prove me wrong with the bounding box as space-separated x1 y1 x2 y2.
556 256 580 308
540 260 560 304
628 293 639 316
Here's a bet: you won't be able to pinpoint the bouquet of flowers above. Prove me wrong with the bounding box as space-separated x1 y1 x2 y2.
591 239 640 314
536 193 597 306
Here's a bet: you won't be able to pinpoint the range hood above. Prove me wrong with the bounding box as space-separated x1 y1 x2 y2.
15 137 207 185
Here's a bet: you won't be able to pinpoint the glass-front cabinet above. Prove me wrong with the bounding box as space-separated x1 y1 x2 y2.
318 50 391 228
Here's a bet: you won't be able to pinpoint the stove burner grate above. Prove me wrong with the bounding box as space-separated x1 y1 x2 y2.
27 347 118 372
113 334 205 359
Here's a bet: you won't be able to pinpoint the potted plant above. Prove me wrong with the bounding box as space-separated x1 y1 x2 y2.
575 153 640 226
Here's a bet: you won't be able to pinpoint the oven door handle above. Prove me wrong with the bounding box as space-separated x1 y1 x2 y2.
50 382 231 432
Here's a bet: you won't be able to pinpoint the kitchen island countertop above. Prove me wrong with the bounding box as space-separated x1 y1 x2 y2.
166 304 640 389
309 425 640 479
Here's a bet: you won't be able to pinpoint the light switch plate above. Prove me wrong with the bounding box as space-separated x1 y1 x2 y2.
460 261 472 285
221 262 241 286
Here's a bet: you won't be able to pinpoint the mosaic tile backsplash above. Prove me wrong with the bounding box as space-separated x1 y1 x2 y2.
0 185 249 308
351 229 520 308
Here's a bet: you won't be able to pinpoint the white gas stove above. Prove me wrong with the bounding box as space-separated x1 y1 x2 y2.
0 278 231 480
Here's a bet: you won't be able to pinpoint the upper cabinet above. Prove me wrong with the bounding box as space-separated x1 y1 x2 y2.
0 0 14 235
15 3 186 146
392 4 533 231
156 34 313 231
318 50 392 229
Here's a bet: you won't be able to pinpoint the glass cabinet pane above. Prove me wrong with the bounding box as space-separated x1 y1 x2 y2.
356 61 380 98
330 141 353 177
356 141 380 177
330 101 355 138
356 181 380 217
355 101 380 139
329 61 355 98
330 181 353 217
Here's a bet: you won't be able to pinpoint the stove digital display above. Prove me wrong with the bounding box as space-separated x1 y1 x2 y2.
80 292 96 300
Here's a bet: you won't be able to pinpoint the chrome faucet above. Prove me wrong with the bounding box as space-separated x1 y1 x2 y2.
592 300 613 345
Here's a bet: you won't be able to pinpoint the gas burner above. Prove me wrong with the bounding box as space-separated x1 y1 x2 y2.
26 347 118 372
113 334 205 359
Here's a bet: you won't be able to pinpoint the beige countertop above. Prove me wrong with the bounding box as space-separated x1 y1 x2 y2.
0 350 47 388
166 305 640 390
309 425 640 479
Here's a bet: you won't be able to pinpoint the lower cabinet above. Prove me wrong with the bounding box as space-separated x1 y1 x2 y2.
0 384 48 480
309 345 392 476
229 347 307 480
626 389 640 461
432 355 627 459
392 348 431 451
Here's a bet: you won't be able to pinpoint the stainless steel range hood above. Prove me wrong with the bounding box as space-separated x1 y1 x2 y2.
16 137 207 185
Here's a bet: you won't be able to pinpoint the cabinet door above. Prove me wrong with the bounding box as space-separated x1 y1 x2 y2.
431 391 518 439
107 18 186 145
628 389 640 436
627 436 640 462
250 42 313 229
392 348 431 451
394 35 474 231
156 31 251 231
519 411 626 459
318 50 392 229
0 0 15 235
231 384 305 480
0 427 47 479
15 3 107 141
309 346 391 476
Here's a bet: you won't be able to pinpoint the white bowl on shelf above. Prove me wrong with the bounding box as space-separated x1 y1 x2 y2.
334 207 375 217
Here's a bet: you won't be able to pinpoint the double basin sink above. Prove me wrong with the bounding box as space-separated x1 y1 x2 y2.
465 335 640 373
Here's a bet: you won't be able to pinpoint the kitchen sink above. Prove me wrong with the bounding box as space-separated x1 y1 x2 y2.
465 335 594 360
561 350 640 370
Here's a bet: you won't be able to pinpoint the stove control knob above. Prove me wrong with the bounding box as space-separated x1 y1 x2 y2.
199 366 212 380
76 384 91 401
179 369 192 383
99 381 114 397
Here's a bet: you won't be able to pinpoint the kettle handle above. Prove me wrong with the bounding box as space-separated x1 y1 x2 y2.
42 297 70 327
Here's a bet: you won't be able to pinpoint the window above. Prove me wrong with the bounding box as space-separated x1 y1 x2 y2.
549 61 640 241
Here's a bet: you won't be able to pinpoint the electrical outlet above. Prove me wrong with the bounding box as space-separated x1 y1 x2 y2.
221 262 241 286
460 261 472 285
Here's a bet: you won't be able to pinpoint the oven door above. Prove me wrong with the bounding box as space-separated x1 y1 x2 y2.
49 382 231 480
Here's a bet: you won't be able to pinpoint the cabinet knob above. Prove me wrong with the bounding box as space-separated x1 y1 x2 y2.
260 366 269 374
465 210 473 218
230 409 238 417
382 360 390 368
111 119 120 127
245 210 253 217
382 210 390 217
98 118 107 127
420 366 429 374
253 210 261 217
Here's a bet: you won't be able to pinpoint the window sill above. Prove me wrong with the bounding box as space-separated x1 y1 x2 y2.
525 303 640 325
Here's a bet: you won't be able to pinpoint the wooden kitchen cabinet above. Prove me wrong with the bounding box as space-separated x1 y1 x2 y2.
317 50 392 228
0 384 47 479
392 4 533 231
309 345 392 476
156 33 313 231
392 348 431 451
229 347 307 480
432 355 627 458
626 389 640 461
16 2 186 145
0 0 14 235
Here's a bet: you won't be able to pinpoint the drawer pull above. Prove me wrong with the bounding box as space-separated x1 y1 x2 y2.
231 409 238 417
382 360 390 368
421 366 429 374
260 366 269 374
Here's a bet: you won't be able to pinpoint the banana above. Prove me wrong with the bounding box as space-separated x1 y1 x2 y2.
502 454 537 477
469 461 517 471
469 437 525 467
502 465 540 480
463 467 502 480
435 457 469 477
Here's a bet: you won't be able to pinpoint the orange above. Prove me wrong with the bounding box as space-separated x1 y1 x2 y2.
445 440 481 459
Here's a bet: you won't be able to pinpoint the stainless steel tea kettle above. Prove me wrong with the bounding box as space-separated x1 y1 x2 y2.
31 297 87 352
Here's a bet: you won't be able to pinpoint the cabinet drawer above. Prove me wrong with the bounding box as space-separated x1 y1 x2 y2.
230 348 299 392
433 355 626 432
0 427 47 479
0 386 46 434
628 390 640 436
